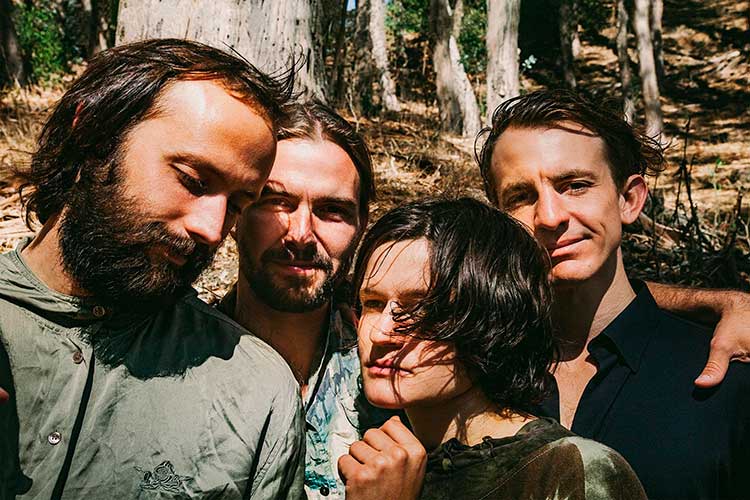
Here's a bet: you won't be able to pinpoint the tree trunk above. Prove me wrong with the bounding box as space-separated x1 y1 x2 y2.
349 0 377 114
650 0 665 85
559 0 577 89
82 0 111 58
330 0 348 105
632 0 662 137
485 0 520 123
0 0 28 86
369 0 401 112
430 0 481 137
116 0 326 99
616 0 635 123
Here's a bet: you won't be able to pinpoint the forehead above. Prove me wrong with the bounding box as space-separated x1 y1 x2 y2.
129 79 276 186
268 138 360 201
490 125 612 188
362 239 430 294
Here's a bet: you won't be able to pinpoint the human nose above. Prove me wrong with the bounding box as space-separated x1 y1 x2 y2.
534 189 568 232
184 195 231 247
368 301 402 345
284 204 316 247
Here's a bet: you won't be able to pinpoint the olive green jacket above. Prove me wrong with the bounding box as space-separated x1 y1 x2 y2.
0 240 305 499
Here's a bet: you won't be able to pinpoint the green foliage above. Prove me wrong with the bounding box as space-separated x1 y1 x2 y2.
458 0 486 75
386 0 429 35
14 1 69 81
387 0 487 76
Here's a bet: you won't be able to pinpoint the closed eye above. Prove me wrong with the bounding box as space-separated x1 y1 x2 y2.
175 168 208 196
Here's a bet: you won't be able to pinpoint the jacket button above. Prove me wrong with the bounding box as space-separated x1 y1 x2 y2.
92 305 106 318
73 351 84 364
47 432 62 445
319 485 329 496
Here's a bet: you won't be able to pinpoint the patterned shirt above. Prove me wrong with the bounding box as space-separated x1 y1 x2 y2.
218 289 394 499
301 308 394 499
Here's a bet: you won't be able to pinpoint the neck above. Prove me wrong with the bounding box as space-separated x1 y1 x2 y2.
405 387 534 451
233 273 329 386
21 212 87 296
552 248 635 360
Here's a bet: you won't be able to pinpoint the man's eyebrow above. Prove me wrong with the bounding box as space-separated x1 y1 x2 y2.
317 197 358 210
550 168 598 183
168 153 257 198
259 183 292 197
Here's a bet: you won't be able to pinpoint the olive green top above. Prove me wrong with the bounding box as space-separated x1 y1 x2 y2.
421 417 646 500
0 240 305 500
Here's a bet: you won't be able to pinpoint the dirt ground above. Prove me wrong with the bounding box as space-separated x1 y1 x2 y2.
1 0 748 298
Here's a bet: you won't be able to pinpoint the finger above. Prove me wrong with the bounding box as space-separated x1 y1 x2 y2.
380 416 422 447
362 427 397 451
337 453 361 482
694 356 729 388
0 388 8 404
348 439 380 464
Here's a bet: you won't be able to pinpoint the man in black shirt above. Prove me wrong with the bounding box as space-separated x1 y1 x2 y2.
476 89 750 499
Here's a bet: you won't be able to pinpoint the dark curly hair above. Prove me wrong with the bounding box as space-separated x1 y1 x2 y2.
17 38 295 226
352 197 556 412
277 100 375 227
475 89 665 205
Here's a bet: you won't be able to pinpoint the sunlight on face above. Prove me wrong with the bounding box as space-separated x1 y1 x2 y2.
357 238 474 410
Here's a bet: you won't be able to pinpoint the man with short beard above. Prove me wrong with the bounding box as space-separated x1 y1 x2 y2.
0 39 304 499
220 102 403 499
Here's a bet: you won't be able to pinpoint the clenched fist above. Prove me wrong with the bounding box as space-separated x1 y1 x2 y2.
338 416 426 500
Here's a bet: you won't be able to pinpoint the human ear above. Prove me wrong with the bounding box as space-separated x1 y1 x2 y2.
619 174 648 225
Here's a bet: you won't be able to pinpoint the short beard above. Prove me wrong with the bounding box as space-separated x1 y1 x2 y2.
58 160 215 309
246 246 343 313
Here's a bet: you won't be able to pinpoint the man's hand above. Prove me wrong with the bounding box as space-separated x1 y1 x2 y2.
338 416 426 500
0 387 8 404
694 292 750 388
647 282 750 388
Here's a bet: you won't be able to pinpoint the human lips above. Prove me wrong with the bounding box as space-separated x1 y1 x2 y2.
365 357 412 376
545 237 586 257
269 259 324 275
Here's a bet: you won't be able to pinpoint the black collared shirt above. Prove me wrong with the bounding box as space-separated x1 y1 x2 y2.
538 283 750 500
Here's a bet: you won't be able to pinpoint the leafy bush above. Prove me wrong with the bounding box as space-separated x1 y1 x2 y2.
13 0 74 81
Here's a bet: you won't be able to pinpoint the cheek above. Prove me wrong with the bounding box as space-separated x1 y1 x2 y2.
318 224 358 260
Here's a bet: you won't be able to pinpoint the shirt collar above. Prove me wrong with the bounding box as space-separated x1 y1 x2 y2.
218 283 356 353
0 238 157 324
588 280 661 372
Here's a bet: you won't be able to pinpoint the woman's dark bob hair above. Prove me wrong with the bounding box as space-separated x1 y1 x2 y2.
352 197 557 412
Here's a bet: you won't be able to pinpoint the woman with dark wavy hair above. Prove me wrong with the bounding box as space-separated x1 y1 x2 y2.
342 197 645 500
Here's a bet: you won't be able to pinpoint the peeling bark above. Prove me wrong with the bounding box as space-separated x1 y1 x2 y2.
369 0 400 112
633 0 663 137
485 0 520 122
117 0 326 99
430 0 481 137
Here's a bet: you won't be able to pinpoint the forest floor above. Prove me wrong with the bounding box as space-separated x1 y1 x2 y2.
1 0 749 299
